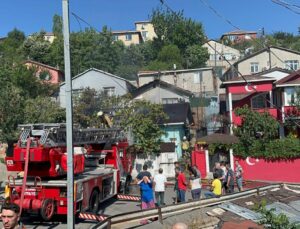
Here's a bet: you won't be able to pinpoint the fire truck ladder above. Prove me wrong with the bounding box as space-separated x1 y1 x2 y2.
18 123 125 148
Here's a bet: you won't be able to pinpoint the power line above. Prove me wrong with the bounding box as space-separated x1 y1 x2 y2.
197 0 300 127
71 12 101 32
159 0 300 127
271 0 300 15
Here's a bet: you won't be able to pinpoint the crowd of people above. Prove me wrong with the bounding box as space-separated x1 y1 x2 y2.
135 160 244 216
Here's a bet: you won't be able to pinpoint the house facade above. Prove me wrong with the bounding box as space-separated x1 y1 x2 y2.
223 46 300 80
135 21 156 42
131 103 194 178
112 31 143 46
24 60 64 84
111 21 156 46
59 68 135 108
220 30 257 44
221 68 300 137
131 79 193 104
43 32 56 43
138 68 222 97
202 40 241 75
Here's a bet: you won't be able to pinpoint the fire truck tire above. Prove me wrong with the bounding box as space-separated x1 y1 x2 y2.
40 199 55 221
89 189 100 213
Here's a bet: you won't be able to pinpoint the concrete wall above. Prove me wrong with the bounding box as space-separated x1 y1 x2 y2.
139 68 218 96
131 153 177 179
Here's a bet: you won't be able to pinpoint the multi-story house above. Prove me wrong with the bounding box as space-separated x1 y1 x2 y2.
138 68 221 96
202 40 241 75
43 32 56 43
223 46 300 81
220 30 257 44
134 21 157 42
112 21 156 46
221 68 299 137
112 30 143 46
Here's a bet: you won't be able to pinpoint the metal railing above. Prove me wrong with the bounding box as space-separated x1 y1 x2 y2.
91 183 286 229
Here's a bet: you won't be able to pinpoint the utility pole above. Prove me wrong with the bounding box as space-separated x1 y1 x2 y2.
62 0 74 228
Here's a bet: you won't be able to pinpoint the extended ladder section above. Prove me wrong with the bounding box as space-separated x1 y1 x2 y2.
18 123 124 148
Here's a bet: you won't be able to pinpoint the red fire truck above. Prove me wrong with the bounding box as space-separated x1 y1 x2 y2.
4 123 133 220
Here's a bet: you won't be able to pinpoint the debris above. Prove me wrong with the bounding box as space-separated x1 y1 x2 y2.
245 201 254 206
206 208 226 216
219 202 261 222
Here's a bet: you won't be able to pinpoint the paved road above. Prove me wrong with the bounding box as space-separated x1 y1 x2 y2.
2 182 262 228
8 186 192 229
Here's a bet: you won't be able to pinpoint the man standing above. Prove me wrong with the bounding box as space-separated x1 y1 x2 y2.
153 168 167 207
136 164 152 182
1 202 25 229
173 162 181 203
225 163 235 193
235 160 243 191
189 170 202 200
175 167 187 202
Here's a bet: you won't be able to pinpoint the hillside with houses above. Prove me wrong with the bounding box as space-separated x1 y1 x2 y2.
0 9 299 181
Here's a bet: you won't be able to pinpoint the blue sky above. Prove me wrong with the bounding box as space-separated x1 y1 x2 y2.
0 0 299 39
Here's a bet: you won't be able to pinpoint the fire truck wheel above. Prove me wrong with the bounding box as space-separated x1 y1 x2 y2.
40 199 55 221
89 189 100 213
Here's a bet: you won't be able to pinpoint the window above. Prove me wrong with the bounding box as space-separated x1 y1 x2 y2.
250 62 259 73
251 93 267 109
210 54 221 61
103 87 115 97
285 87 297 105
113 35 118 41
125 34 132 41
284 60 299 70
223 53 234 60
162 98 179 104
193 72 202 83
142 31 148 40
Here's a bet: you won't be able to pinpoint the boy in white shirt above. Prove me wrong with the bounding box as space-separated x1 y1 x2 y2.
153 168 167 206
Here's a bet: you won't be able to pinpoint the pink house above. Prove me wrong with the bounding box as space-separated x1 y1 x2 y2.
221 68 300 137
24 60 64 84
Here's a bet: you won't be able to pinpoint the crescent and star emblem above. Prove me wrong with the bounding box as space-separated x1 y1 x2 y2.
245 85 257 92
246 157 259 166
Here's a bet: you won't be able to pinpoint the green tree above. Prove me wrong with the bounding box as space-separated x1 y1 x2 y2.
118 99 168 154
22 31 51 63
69 27 123 76
147 44 182 70
52 14 63 36
233 105 279 157
115 44 144 80
184 45 209 68
151 8 206 53
23 97 65 124
0 28 25 66
72 88 168 154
